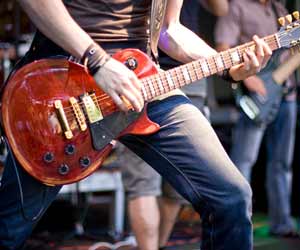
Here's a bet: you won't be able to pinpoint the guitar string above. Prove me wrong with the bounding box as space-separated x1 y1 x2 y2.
62 35 283 122
62 36 279 116
62 37 280 123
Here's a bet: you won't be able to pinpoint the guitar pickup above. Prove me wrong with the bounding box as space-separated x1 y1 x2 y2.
81 93 103 124
54 100 73 139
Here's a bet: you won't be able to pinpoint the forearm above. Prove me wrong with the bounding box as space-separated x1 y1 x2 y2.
18 0 96 58
158 23 216 63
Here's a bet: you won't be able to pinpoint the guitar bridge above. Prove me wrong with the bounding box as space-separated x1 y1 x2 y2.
69 97 87 131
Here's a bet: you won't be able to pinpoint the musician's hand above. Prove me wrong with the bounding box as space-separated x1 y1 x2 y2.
229 35 272 81
243 75 267 97
93 57 144 112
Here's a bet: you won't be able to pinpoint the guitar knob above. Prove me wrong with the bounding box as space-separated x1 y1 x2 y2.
278 17 285 26
58 164 70 175
79 156 91 169
43 152 54 163
285 14 292 24
65 144 76 155
125 57 138 70
293 11 299 21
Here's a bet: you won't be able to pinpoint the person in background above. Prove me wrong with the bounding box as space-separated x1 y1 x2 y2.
215 0 299 238
119 1 230 250
0 0 272 250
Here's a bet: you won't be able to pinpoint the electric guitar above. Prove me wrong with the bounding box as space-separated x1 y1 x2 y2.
235 50 300 125
2 14 300 186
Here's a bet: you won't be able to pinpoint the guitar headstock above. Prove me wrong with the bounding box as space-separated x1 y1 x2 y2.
277 11 300 51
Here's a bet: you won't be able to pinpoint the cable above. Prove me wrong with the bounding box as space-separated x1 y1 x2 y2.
4 135 48 222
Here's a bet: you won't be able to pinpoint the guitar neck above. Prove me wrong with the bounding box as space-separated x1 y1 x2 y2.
140 34 280 102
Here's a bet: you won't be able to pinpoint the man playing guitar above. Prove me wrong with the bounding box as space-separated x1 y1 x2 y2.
0 0 272 249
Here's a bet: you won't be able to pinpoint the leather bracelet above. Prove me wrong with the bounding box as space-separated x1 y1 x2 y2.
221 69 240 83
81 43 111 75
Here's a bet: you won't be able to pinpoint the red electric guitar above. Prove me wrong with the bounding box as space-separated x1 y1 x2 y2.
2 15 300 185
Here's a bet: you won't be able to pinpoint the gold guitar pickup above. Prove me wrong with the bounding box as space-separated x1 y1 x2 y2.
81 93 103 124
54 100 73 139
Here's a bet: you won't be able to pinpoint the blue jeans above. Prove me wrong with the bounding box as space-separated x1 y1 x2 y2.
230 100 297 234
0 95 252 250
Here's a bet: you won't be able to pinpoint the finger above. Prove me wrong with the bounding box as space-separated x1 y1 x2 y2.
109 91 128 112
246 49 260 73
243 51 251 71
128 72 144 108
253 35 264 64
119 86 143 112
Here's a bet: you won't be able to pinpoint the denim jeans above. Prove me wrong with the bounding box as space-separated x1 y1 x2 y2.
0 94 253 250
230 100 297 234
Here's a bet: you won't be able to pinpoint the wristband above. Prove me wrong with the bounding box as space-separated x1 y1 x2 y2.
81 43 111 75
221 69 240 83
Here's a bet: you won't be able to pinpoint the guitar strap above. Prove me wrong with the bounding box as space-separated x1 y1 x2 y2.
148 0 168 63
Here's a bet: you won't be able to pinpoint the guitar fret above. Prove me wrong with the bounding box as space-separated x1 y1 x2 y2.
187 63 197 82
201 60 210 77
141 84 148 100
182 66 191 84
231 50 240 65
166 72 175 89
174 68 182 87
220 52 230 69
226 50 234 67
148 79 156 97
192 62 202 80
215 55 225 71
156 76 165 94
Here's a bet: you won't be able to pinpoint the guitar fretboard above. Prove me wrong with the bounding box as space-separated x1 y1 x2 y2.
140 34 279 101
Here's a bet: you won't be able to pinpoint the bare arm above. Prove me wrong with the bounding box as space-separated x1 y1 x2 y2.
18 0 143 112
158 0 217 63
18 0 93 58
159 0 272 81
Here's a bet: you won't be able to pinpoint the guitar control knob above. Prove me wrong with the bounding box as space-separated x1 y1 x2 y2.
65 144 76 155
278 17 285 27
293 11 299 21
79 156 91 169
125 57 138 70
58 164 70 175
43 152 54 163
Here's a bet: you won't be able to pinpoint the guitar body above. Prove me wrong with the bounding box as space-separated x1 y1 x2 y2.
236 55 283 125
1 49 160 185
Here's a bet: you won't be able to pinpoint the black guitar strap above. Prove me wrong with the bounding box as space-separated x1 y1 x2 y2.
148 0 167 63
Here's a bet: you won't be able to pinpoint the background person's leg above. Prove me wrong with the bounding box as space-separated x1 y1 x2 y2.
230 113 265 182
265 100 297 235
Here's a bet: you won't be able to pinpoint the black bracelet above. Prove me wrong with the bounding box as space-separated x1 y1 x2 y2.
221 69 240 83
81 43 111 75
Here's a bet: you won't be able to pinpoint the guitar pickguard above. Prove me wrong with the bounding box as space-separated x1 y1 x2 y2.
90 109 141 151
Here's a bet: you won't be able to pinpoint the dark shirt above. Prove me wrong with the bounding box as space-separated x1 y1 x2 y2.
64 0 151 43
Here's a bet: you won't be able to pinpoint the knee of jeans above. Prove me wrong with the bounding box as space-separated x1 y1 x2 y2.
218 181 252 221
